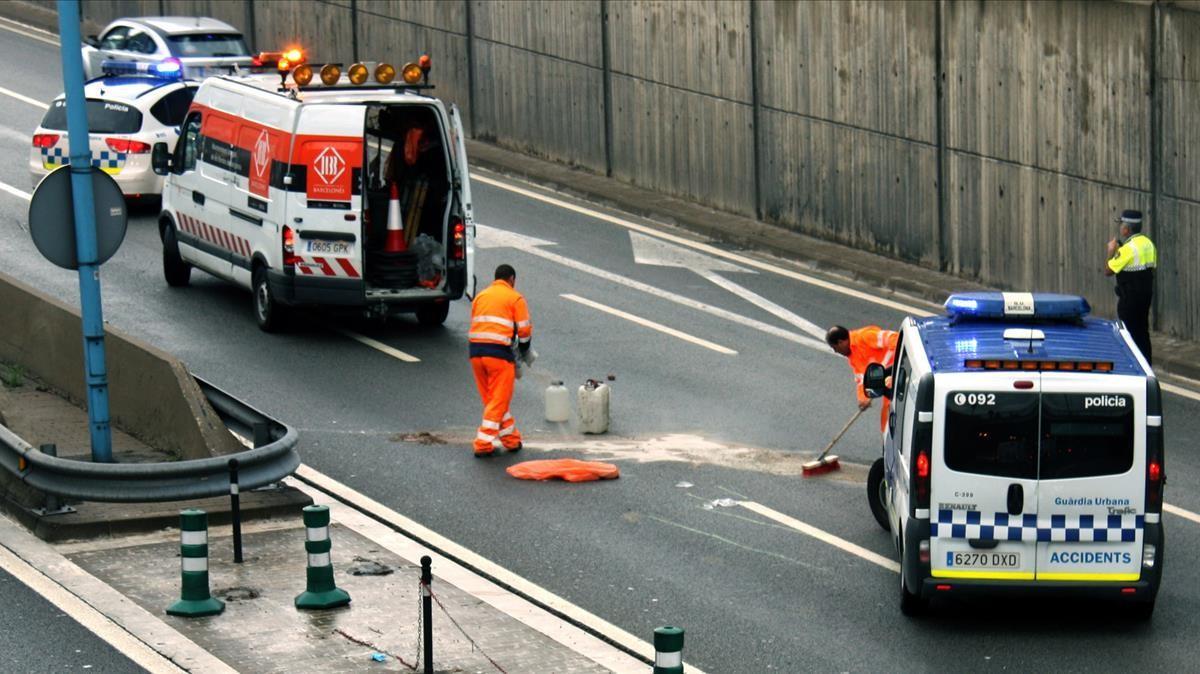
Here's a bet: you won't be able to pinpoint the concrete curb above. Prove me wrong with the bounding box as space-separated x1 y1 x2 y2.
0 272 241 460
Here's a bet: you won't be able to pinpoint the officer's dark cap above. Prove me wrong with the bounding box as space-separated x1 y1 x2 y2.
1116 209 1144 233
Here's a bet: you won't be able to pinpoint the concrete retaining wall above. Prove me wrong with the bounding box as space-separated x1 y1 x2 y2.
0 272 239 461
15 0 1200 340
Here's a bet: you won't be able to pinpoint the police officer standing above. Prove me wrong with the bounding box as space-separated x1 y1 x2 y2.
1104 209 1157 364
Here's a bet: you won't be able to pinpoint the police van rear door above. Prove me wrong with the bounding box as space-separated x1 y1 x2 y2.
1035 374 1143 581
933 373 1040 581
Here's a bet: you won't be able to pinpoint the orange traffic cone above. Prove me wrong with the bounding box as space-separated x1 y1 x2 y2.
384 182 407 252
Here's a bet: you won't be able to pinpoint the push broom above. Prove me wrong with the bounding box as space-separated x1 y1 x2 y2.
801 407 866 477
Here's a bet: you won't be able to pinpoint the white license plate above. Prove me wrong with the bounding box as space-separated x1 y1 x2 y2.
306 240 350 254
948 551 1021 569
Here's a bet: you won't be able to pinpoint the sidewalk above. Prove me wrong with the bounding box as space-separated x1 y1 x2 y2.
465 140 1200 384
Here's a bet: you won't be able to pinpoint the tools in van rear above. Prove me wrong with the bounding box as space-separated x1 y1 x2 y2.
367 177 432 288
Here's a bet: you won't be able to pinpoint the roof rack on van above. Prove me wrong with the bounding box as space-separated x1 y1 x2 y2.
944 292 1090 322
267 49 435 94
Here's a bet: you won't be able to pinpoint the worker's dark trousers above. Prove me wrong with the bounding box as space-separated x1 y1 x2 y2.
1117 290 1153 366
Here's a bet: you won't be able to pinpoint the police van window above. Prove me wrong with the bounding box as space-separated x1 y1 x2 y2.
944 392 1038 479
890 351 912 448
40 99 142 134
1040 394 1134 479
178 113 201 172
150 87 198 127
99 26 129 50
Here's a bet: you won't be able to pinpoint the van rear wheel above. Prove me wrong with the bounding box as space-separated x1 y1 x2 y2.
253 267 286 332
1130 599 1156 621
899 541 928 617
416 301 449 327
162 224 191 287
867 458 890 532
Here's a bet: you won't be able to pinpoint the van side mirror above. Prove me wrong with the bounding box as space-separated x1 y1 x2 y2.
863 363 890 399
151 142 172 175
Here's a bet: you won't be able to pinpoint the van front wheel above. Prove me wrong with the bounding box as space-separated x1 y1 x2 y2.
163 225 191 287
253 267 286 332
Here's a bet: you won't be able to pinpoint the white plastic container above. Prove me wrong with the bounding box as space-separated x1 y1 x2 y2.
545 381 570 422
577 380 610 434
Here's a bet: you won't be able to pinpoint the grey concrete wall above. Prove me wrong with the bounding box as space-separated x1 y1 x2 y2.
24 0 1200 340
0 273 240 461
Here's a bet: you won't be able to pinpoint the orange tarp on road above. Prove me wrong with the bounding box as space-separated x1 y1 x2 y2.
506 459 620 483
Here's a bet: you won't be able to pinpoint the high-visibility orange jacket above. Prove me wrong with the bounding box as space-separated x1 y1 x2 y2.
468 279 532 361
847 326 899 404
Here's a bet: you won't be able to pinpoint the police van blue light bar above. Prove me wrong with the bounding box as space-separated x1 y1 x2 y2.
99 58 183 80
944 292 1090 321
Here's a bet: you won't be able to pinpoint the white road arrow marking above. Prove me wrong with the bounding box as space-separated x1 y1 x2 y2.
630 231 827 340
475 224 829 353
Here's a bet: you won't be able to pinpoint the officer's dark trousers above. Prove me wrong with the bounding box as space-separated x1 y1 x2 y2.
1117 287 1153 365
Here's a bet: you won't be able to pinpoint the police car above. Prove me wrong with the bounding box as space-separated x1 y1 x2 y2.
151 54 475 331
30 60 198 198
864 292 1164 618
82 17 253 80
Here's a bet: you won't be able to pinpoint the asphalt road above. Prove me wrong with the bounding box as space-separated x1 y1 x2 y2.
4 26 1200 672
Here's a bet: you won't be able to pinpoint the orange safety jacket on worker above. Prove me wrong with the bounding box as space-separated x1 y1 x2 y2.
846 326 899 432
468 279 532 454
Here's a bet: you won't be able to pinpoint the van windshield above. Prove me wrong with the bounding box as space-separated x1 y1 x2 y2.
1040 393 1134 479
944 392 1038 479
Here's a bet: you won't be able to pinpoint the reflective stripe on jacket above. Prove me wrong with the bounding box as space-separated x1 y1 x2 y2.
469 279 532 360
847 326 899 404
1108 234 1158 274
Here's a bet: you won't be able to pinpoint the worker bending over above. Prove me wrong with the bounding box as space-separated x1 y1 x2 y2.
469 264 533 457
826 325 899 432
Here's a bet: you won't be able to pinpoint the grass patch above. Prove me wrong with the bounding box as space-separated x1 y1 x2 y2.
0 363 25 389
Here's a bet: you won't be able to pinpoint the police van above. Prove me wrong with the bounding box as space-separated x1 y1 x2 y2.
151 54 475 331
864 292 1164 618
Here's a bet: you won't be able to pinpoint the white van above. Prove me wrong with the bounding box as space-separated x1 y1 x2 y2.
865 292 1164 618
152 57 475 330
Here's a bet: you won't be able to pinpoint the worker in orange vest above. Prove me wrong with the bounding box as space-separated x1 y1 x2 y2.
469 264 533 457
826 325 899 432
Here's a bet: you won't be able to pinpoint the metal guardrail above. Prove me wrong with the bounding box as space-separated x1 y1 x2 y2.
0 376 299 502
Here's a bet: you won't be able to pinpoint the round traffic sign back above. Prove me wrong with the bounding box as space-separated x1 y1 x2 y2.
28 166 127 270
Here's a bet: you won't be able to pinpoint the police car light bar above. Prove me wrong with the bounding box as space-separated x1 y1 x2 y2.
100 58 183 80
944 292 1090 321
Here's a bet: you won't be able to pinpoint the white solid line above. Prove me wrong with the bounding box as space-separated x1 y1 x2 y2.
293 464 707 674
0 84 49 110
0 540 188 673
0 178 32 201
739 500 901 573
697 269 826 339
1164 503 1200 526
562 293 737 355
335 328 421 363
0 16 60 46
1162 381 1200 403
474 172 935 317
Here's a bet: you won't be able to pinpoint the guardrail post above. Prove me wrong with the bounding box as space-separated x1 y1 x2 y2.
166 509 224 617
295 505 350 609
33 444 75 516
228 459 243 563
653 626 684 673
421 555 433 673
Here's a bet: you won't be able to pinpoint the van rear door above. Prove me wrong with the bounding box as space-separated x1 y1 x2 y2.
1035 374 1143 581
448 104 475 296
933 374 1040 581
287 105 366 283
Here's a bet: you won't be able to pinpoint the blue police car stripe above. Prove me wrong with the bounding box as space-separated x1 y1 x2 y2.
932 509 1142 543
41 147 126 169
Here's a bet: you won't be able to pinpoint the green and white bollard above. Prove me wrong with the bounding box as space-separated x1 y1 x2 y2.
653 626 684 674
166 509 224 617
294 505 351 610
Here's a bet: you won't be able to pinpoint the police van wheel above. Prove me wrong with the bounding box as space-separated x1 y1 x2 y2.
253 267 286 332
899 543 928 617
1130 599 1156 621
867 458 890 532
416 301 449 327
162 225 191 287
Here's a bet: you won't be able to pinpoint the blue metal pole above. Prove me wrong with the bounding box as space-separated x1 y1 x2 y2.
57 0 113 462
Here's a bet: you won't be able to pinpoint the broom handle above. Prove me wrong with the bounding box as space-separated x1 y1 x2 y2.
817 407 867 461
